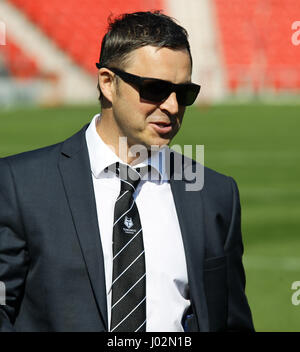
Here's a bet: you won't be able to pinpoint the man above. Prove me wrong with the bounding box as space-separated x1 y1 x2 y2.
0 11 254 332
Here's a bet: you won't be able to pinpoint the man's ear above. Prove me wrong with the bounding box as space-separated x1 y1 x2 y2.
98 68 115 103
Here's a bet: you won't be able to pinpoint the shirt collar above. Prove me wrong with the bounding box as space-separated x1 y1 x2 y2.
85 114 169 182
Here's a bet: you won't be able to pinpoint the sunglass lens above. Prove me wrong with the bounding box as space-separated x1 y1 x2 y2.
177 85 200 106
139 78 200 106
140 80 171 102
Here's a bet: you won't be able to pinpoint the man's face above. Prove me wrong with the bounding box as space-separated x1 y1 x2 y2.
105 46 192 150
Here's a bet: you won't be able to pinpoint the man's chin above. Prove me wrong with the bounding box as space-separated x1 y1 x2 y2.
145 138 170 150
148 131 174 148
125 130 173 152
134 134 171 149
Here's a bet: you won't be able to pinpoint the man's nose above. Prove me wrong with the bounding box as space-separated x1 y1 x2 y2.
159 92 179 115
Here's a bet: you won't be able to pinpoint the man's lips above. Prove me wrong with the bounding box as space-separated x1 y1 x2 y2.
149 121 173 134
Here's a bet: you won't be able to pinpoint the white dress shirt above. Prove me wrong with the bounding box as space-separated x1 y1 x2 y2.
85 114 190 332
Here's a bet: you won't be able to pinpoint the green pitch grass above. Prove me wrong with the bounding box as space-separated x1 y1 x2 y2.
0 103 299 331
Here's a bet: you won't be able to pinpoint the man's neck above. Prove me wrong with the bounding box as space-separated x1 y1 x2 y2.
96 111 148 165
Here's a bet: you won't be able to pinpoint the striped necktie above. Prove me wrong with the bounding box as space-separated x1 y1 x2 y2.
110 163 147 332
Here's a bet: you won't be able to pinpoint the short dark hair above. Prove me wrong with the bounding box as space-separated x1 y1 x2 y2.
96 10 192 103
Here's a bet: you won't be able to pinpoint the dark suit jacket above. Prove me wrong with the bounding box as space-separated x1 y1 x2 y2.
0 124 254 332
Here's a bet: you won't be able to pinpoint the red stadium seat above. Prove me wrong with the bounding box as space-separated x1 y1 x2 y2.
3 37 40 80
7 0 163 75
214 0 300 92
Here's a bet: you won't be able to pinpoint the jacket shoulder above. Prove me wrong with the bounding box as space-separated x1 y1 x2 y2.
1 142 63 168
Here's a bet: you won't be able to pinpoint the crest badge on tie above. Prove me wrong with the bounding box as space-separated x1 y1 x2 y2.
124 216 134 229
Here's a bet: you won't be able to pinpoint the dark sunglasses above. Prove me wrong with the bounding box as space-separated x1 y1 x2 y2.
96 64 201 106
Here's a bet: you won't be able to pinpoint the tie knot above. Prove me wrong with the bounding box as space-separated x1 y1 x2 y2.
116 163 147 193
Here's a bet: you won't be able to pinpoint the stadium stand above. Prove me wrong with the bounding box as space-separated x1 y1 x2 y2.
3 0 299 103
1 36 40 80
214 0 300 92
8 0 163 74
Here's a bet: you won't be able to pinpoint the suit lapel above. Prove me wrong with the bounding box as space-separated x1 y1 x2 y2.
169 151 209 331
58 126 108 330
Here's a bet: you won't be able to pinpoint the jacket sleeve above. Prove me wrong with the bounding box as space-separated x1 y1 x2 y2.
0 158 29 331
225 177 254 331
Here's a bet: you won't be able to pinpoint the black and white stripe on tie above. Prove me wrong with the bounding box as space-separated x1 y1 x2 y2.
110 163 147 332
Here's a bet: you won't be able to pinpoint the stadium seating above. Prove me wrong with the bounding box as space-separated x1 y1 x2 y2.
214 0 300 91
2 36 40 80
6 0 300 93
8 0 163 74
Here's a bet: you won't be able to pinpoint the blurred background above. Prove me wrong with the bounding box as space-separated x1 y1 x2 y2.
0 0 299 331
